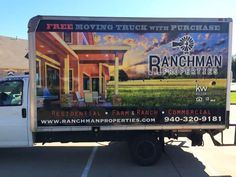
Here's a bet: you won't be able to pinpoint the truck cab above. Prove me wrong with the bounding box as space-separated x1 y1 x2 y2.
0 75 32 147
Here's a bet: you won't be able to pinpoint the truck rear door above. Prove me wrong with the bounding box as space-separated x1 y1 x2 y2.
0 77 29 147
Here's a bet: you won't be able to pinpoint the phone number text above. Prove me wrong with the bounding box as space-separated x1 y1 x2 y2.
164 116 222 123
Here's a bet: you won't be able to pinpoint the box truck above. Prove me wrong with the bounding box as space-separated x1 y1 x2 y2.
0 16 233 165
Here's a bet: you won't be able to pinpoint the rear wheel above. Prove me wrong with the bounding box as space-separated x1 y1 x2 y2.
129 134 163 166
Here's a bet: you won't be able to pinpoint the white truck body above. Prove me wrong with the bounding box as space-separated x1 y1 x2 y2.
0 17 233 156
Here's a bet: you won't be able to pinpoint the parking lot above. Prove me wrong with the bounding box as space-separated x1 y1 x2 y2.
0 106 235 177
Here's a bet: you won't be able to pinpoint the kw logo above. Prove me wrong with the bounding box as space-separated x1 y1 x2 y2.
196 85 208 92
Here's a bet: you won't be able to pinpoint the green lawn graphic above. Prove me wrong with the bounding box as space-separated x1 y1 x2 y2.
107 79 227 108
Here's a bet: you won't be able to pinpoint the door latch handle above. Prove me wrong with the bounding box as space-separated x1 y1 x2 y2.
22 108 26 118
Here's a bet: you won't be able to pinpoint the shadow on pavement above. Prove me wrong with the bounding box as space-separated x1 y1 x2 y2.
90 141 232 177
165 140 232 177
0 141 233 177
0 146 93 177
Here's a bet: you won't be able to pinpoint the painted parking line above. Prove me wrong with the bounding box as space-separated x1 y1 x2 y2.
81 146 98 177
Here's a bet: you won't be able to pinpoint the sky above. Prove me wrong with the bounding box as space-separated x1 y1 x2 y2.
0 0 236 54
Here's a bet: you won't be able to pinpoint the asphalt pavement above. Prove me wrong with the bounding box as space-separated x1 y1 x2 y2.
0 105 235 177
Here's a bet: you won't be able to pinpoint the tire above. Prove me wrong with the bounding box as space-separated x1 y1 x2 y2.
129 134 162 166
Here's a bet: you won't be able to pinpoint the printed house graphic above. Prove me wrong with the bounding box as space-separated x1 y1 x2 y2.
36 32 130 107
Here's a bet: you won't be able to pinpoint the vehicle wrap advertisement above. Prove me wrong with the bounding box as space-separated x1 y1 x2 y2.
35 19 230 127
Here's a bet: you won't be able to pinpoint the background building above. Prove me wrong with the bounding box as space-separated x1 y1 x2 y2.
0 35 28 77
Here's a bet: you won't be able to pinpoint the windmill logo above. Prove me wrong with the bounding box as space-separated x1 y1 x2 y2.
172 35 195 54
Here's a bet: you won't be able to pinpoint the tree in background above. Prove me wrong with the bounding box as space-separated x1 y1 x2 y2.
109 69 129 81
232 55 236 81
119 69 129 81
